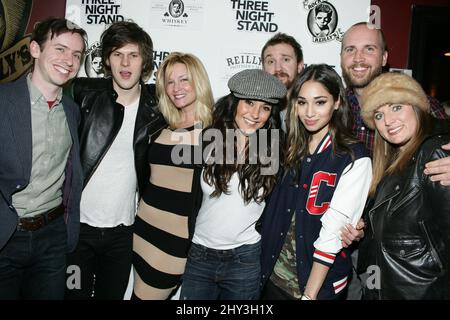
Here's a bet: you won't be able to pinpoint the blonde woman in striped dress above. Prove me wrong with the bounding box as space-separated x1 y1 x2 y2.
132 52 213 300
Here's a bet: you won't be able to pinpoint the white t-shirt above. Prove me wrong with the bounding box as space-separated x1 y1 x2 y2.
80 98 140 227
192 171 265 250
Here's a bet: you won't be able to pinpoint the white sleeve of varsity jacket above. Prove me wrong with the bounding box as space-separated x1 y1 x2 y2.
313 157 372 258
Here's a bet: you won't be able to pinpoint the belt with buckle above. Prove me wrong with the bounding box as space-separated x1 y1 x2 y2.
17 204 65 231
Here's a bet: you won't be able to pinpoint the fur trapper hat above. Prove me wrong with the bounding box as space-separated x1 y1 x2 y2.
360 72 429 129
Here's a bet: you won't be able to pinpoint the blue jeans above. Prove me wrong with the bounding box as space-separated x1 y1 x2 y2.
180 241 261 300
0 216 67 300
65 223 133 300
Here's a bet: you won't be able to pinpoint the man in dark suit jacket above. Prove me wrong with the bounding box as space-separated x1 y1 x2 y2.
0 17 86 299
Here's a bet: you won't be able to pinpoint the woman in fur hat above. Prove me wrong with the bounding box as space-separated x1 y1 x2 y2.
357 72 450 299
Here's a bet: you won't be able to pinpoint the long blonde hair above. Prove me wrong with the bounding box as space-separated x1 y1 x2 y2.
369 105 432 196
156 52 213 128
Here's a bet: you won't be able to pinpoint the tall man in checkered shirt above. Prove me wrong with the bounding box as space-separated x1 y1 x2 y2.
340 22 450 300
341 22 450 182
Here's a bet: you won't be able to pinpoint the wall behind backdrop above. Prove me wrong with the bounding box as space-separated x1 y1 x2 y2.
0 0 66 83
371 0 450 69
65 0 371 98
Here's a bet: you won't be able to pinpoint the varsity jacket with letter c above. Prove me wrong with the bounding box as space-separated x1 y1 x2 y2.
260 134 372 299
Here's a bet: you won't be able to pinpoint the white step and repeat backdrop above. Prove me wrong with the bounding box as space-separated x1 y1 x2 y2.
65 0 371 299
66 0 371 99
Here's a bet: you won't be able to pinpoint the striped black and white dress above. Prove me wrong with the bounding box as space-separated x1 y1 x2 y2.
132 125 199 300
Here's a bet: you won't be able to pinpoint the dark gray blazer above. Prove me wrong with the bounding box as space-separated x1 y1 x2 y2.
0 75 83 252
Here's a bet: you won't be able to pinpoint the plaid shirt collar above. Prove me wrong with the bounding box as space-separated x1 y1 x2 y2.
346 88 375 155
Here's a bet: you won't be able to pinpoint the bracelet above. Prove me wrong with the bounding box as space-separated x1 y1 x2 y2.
301 294 312 300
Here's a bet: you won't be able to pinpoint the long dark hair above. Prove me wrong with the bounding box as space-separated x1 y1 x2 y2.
202 94 281 204
285 64 357 169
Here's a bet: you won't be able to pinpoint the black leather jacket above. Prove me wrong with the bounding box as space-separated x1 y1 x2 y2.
70 78 167 194
358 132 450 299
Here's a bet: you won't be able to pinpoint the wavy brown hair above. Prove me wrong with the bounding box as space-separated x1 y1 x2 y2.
370 106 432 196
202 94 282 204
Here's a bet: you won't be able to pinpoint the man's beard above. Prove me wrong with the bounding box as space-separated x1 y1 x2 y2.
274 71 294 89
342 63 383 89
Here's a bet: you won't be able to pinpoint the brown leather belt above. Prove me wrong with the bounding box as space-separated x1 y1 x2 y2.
17 204 65 232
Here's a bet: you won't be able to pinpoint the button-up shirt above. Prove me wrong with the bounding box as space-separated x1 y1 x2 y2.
12 74 72 218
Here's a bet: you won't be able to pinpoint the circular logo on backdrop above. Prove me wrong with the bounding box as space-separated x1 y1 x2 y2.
84 42 105 78
169 0 184 18
307 1 338 38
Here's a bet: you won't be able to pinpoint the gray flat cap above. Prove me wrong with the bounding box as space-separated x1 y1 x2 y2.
228 69 287 104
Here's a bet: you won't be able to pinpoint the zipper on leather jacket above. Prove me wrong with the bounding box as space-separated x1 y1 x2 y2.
84 110 123 186
368 191 400 233
134 115 164 149
418 220 444 272
370 188 401 213
149 127 164 144
367 188 401 300
389 185 419 213
147 117 166 144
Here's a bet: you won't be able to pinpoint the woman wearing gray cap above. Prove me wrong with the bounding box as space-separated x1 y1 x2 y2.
357 72 450 299
180 69 286 300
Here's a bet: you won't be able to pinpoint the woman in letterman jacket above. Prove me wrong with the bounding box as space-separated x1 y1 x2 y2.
259 64 372 300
